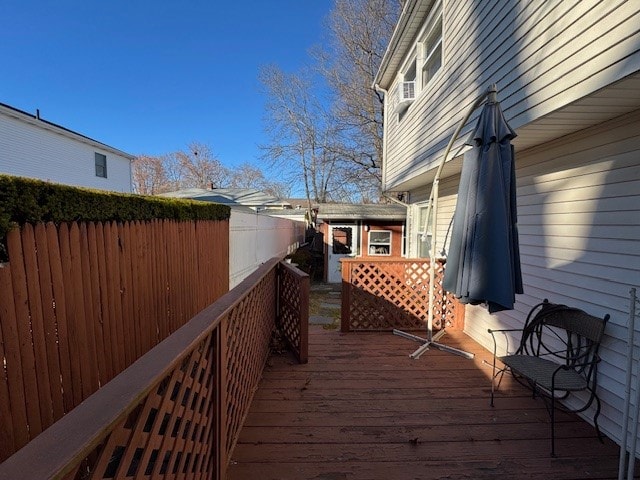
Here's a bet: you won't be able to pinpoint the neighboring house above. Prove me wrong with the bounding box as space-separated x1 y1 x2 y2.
316 203 407 283
0 102 134 192
159 188 291 211
374 1 640 448
158 189 305 288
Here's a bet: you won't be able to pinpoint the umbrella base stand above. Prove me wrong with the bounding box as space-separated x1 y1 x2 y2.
393 329 475 360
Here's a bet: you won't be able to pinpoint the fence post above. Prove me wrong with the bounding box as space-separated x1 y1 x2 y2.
341 260 351 332
299 273 309 364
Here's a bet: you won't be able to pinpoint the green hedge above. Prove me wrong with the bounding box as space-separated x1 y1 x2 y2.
0 175 231 261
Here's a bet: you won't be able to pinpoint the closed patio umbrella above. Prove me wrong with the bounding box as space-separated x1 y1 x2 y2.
394 85 521 359
443 94 523 312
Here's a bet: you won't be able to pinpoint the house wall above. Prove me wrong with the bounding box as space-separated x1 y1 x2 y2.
452 110 640 447
380 0 640 454
0 110 132 192
383 0 640 191
229 210 305 288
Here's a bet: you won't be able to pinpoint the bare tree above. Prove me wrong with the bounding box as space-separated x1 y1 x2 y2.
175 142 230 189
315 0 402 197
132 155 169 195
258 0 400 203
133 143 287 197
229 163 292 198
259 65 339 205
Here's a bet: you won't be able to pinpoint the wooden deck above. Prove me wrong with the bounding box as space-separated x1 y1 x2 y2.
228 326 627 480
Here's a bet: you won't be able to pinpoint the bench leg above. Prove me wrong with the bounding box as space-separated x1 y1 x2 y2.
593 394 604 443
551 392 556 457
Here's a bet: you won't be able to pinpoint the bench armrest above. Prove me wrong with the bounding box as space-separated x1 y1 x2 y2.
487 328 523 357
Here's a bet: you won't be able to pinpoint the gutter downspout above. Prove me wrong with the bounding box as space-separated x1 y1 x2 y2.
374 83 389 194
376 83 412 255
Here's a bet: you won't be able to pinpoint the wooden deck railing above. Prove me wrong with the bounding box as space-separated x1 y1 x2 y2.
277 262 309 364
340 258 464 332
0 257 309 480
0 220 229 461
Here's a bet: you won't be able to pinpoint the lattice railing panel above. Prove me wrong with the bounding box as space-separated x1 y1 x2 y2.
69 333 218 479
277 262 309 363
342 259 462 332
0 257 311 480
224 269 276 460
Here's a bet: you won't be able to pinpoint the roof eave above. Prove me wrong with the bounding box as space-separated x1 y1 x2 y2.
373 0 437 90
0 102 135 161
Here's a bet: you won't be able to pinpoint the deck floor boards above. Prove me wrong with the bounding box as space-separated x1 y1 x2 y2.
228 326 630 479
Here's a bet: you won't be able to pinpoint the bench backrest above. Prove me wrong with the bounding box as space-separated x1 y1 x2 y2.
518 300 609 378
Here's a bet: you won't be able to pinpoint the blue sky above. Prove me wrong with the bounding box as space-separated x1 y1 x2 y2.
0 1 331 170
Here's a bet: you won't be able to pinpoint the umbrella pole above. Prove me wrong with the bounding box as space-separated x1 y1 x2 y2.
394 84 498 360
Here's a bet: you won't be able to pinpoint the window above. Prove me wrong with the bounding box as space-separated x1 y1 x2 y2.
332 227 353 254
419 2 442 89
421 17 442 88
95 152 107 178
416 204 432 258
368 230 392 256
393 1 442 119
395 53 418 116
403 57 417 83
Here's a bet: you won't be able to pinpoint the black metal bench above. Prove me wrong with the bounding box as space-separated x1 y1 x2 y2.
488 300 609 456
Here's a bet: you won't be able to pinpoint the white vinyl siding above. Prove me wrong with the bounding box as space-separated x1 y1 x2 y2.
460 110 640 447
0 110 133 192
229 210 305 288
383 0 640 191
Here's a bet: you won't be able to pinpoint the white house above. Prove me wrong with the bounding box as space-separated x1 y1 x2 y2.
0 102 134 192
374 0 640 451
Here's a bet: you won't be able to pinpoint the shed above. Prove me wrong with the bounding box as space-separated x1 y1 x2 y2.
316 203 407 283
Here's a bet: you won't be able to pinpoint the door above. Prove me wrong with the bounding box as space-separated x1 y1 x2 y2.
327 224 358 283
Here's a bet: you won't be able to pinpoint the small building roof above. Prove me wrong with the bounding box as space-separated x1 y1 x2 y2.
317 203 406 221
158 188 291 209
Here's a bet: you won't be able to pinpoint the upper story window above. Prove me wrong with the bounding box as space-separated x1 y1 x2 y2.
395 53 417 115
368 230 392 256
403 57 417 84
95 152 107 178
394 1 442 117
421 13 442 88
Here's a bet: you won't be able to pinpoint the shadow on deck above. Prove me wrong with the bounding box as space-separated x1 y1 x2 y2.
229 327 627 480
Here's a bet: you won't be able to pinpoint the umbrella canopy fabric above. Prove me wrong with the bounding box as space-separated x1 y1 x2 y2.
442 99 523 313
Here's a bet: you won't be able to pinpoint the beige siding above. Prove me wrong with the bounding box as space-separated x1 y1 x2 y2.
384 0 640 190
432 175 458 257
462 110 640 445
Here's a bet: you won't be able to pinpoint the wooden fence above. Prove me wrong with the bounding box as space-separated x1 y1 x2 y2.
0 219 229 461
340 258 464 332
0 257 308 479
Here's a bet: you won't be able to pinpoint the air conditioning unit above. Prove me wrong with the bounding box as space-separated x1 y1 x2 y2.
396 81 415 111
